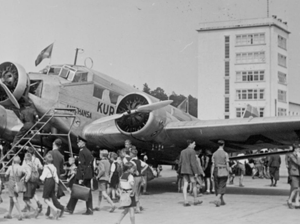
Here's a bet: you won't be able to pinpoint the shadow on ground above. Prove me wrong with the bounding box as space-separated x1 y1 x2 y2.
147 176 289 196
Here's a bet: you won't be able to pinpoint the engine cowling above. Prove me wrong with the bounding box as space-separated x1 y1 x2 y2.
115 92 167 141
0 62 28 107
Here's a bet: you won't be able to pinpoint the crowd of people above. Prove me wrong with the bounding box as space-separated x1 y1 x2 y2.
0 135 298 223
0 137 152 224
175 140 299 208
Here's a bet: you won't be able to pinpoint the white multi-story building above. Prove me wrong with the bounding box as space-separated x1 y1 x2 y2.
197 17 289 120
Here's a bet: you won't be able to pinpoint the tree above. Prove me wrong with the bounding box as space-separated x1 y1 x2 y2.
150 87 168 101
142 84 197 117
143 83 151 94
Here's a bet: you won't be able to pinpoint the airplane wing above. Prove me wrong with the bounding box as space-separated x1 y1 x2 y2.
83 113 300 153
164 116 300 151
79 92 300 154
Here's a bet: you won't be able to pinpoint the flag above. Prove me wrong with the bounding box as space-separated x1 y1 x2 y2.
177 98 188 113
35 43 54 66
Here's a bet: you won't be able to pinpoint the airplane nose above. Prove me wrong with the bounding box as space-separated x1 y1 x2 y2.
0 105 7 136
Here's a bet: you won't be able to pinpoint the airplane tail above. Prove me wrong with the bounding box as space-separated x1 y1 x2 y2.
177 98 188 113
243 104 259 118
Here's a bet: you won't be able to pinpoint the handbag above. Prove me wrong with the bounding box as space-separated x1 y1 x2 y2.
14 180 26 193
217 166 229 177
71 184 91 201
119 190 132 207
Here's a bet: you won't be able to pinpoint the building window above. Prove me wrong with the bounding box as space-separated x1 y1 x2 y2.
236 70 264 82
236 107 246 118
278 53 287 67
236 107 264 117
224 36 230 116
259 108 264 117
225 61 229 76
278 90 287 103
278 35 287 50
225 97 229 112
278 108 287 116
236 51 265 64
225 36 230 59
278 72 287 85
225 79 230 94
236 89 265 100
236 33 265 46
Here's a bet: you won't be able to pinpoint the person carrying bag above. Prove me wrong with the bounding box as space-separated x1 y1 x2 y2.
217 164 229 177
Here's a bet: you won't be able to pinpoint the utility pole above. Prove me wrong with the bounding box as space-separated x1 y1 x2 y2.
74 48 83 65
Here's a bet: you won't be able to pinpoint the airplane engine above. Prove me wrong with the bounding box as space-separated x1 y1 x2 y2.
115 93 167 141
0 62 28 107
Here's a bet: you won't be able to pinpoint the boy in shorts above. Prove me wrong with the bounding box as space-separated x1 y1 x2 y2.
94 150 116 212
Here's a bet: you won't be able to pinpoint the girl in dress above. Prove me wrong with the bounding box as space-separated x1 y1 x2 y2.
39 153 60 219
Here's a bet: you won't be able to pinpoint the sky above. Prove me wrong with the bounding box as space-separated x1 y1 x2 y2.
0 0 299 102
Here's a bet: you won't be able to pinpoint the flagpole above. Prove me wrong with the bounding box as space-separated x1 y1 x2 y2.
187 96 189 114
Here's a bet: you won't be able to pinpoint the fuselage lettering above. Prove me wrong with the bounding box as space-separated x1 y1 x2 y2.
67 105 92 119
97 102 115 115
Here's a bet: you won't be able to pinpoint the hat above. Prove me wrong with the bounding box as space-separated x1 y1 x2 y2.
77 135 87 143
53 138 62 146
100 149 108 155
26 147 34 154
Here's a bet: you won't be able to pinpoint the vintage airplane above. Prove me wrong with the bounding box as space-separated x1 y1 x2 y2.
0 61 298 165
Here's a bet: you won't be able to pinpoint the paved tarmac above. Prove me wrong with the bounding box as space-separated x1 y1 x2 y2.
0 166 298 224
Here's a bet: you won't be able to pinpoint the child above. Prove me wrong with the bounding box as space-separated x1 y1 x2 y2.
116 163 136 224
4 156 27 220
109 152 120 201
22 152 41 217
94 150 116 212
66 157 77 189
39 153 60 219
176 172 183 193
228 160 237 185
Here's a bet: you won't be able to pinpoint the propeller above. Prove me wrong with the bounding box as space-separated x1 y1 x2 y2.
135 100 173 113
92 100 173 124
0 79 20 109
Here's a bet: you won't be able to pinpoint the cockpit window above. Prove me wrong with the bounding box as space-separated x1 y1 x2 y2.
57 65 88 83
48 66 61 75
29 80 43 97
73 72 88 82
